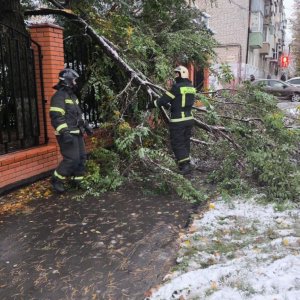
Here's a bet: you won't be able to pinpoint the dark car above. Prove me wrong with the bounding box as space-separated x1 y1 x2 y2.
252 79 300 102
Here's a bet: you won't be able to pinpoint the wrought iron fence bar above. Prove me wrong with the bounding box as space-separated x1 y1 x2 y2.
7 37 17 143
91 87 96 126
24 45 34 138
79 42 85 78
0 23 47 154
65 50 70 68
30 47 41 140
71 41 75 70
15 38 26 148
0 36 7 145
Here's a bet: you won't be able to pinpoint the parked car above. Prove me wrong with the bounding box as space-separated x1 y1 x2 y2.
286 77 300 87
252 79 300 102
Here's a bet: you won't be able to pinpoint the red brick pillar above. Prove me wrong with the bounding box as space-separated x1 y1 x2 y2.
29 24 64 145
188 63 195 85
203 67 210 91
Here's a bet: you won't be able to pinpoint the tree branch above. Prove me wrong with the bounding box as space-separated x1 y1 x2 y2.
24 8 147 87
193 106 207 112
116 78 134 99
194 118 228 132
218 115 264 123
217 130 242 150
190 138 212 146
47 0 65 9
24 7 169 119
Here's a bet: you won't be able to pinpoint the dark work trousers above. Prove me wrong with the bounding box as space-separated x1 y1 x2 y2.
169 120 194 164
56 134 87 178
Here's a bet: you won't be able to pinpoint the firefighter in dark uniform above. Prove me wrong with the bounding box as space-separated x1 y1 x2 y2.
150 66 196 174
49 68 92 193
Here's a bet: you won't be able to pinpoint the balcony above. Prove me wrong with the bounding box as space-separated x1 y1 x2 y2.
249 32 263 49
259 42 270 54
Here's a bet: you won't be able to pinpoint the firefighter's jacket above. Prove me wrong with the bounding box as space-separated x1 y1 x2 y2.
49 85 83 135
154 78 196 123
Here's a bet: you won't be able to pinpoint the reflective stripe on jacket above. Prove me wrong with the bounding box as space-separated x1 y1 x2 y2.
49 86 83 135
154 78 196 123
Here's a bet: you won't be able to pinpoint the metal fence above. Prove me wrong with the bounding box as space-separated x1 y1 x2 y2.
64 35 101 127
0 24 47 155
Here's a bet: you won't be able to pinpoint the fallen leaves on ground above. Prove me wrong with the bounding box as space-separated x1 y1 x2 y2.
0 178 53 215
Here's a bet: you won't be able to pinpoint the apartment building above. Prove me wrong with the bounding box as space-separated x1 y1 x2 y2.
194 0 287 83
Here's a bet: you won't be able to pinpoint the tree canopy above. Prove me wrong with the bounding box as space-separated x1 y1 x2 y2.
3 0 300 203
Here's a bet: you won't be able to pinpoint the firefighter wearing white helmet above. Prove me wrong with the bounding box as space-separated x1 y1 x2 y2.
148 65 196 175
174 65 189 79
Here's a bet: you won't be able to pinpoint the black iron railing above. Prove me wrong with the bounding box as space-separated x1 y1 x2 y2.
0 24 47 155
64 35 101 127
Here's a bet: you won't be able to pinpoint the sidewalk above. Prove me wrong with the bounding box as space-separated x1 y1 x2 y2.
0 178 194 300
148 197 300 300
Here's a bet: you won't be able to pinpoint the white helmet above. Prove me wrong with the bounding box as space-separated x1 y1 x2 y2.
174 65 189 79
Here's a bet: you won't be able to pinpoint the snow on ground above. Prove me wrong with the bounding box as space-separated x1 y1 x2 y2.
277 102 300 120
147 197 300 300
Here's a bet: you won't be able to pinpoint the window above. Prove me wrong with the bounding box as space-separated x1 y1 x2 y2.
289 79 300 85
250 12 263 32
273 82 284 88
269 80 285 88
253 80 268 86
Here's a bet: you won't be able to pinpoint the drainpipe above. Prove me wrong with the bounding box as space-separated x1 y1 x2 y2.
246 0 252 65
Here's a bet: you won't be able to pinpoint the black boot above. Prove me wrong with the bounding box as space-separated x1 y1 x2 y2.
69 176 85 190
179 162 192 175
51 176 65 193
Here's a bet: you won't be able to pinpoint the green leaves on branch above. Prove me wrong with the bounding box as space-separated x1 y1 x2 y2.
201 84 300 202
84 122 207 203
115 125 150 155
247 147 300 200
80 147 124 197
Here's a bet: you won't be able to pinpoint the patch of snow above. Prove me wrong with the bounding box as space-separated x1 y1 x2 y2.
148 198 300 300
26 15 56 25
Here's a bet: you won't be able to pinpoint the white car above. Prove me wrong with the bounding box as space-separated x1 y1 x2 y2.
286 77 300 87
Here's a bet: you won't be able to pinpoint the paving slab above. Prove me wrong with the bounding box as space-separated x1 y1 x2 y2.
0 179 193 300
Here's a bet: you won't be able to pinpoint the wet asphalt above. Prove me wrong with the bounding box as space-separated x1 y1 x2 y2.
0 180 193 300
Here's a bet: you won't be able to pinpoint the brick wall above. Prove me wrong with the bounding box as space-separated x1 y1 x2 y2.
195 0 249 64
0 24 64 193
0 145 58 190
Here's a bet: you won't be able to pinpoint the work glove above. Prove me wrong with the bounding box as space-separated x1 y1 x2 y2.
78 119 86 135
77 119 85 127
84 120 94 136
61 131 73 144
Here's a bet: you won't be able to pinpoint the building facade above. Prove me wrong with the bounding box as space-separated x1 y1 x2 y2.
194 0 287 82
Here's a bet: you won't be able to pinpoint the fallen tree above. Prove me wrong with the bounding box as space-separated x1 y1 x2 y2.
24 1 300 202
